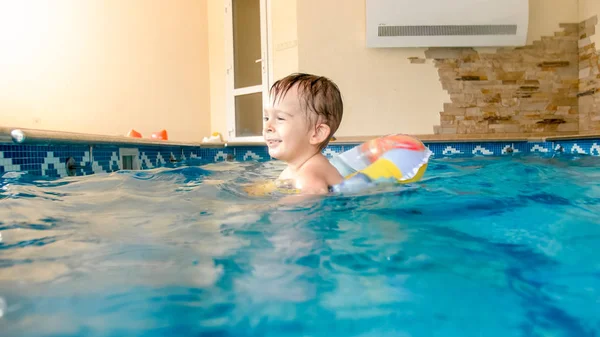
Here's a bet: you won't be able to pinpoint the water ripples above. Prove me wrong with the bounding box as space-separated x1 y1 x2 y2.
0 154 599 336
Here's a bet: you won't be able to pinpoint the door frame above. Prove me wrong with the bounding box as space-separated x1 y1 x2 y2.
224 0 273 143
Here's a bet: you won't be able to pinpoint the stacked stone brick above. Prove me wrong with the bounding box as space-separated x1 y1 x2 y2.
414 16 600 135
578 16 600 133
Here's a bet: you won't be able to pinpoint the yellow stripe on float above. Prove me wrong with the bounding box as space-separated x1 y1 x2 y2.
360 158 403 181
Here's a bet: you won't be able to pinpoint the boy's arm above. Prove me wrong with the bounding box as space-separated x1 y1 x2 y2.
296 170 330 195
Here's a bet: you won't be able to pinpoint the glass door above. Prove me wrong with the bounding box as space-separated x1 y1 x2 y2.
225 0 270 142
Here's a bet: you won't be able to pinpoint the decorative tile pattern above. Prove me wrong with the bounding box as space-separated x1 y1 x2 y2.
42 152 68 177
529 142 552 153
0 151 21 175
213 150 229 162
0 144 90 177
232 146 270 162
424 142 532 157
136 145 183 169
442 145 463 156
92 145 121 173
196 147 235 162
554 140 600 156
512 142 531 154
322 148 339 159
501 144 519 154
0 138 598 178
322 145 345 159
592 143 600 156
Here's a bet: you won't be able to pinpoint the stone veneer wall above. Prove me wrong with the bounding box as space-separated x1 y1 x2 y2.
412 16 600 135
578 15 600 133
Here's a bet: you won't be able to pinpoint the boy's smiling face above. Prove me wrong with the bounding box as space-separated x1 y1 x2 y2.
263 85 314 165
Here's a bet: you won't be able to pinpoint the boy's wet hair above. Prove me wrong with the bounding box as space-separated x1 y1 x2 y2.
270 73 343 150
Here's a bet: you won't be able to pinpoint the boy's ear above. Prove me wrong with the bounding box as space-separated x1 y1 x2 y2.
310 123 331 146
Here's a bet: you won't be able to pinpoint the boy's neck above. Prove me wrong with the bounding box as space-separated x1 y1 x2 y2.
287 148 322 173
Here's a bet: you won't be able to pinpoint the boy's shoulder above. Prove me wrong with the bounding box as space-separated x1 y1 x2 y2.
302 153 336 173
297 154 343 194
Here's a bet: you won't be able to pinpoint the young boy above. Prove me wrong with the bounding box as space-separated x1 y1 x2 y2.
263 73 344 195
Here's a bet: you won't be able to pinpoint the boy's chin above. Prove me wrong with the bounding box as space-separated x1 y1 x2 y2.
267 149 285 160
267 150 280 159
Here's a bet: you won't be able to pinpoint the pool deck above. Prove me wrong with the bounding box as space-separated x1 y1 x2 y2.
2 126 598 147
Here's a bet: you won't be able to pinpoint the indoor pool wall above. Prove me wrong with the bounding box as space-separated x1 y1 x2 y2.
0 137 599 178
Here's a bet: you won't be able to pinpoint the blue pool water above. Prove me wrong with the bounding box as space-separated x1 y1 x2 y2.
0 154 599 337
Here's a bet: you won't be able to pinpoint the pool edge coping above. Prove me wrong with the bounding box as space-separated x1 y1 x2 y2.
2 126 598 147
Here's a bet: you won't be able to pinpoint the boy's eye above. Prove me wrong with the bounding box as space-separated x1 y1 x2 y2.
277 117 285 121
263 116 269 122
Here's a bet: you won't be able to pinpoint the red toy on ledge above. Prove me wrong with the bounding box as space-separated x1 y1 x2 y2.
126 129 142 138
151 129 168 140
126 129 168 141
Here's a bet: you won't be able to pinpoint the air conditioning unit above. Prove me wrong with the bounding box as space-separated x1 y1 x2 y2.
366 0 529 48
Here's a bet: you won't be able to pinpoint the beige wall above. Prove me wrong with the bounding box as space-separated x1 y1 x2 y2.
297 0 444 136
271 0 299 80
207 0 227 139
0 0 211 142
579 0 600 45
295 0 580 137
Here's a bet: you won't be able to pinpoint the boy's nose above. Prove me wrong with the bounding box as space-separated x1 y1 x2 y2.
263 121 274 133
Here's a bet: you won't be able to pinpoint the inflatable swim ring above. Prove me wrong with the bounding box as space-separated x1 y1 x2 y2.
329 134 432 193
244 134 432 196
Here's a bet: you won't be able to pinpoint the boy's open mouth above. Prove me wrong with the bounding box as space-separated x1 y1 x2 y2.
266 139 281 147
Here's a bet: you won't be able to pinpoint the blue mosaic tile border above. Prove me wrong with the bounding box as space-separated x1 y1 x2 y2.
92 145 122 173
330 141 554 158
426 141 547 157
553 139 600 156
0 138 598 178
525 141 554 154
196 147 235 162
231 146 270 162
136 145 186 169
0 143 91 178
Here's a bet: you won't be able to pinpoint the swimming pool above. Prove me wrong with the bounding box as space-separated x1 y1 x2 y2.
1 153 599 336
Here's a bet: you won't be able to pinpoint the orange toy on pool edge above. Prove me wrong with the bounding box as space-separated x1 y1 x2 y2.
151 130 168 141
127 129 142 138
